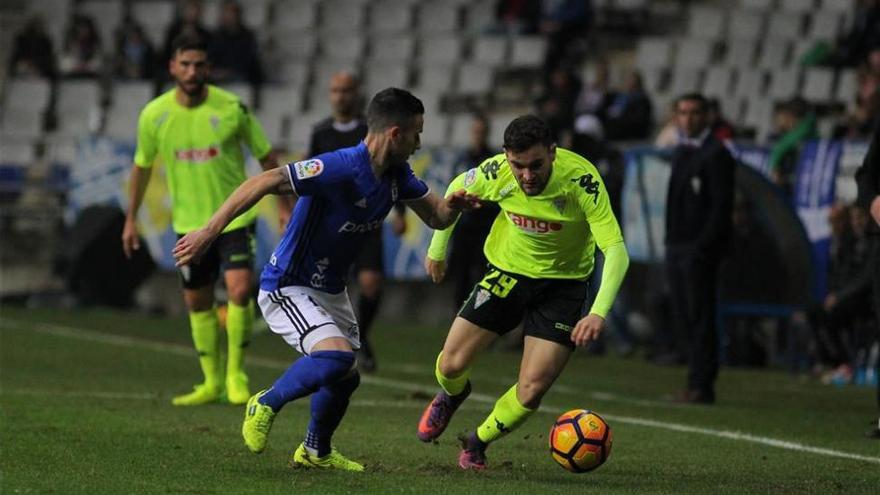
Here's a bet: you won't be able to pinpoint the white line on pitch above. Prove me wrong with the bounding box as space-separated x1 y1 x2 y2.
3 318 879 466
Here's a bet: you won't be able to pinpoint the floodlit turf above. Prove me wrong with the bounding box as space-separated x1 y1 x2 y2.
1 305 878 494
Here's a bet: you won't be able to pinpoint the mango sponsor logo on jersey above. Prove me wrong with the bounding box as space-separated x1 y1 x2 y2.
338 218 384 233
507 212 562 234
294 159 324 180
175 146 220 162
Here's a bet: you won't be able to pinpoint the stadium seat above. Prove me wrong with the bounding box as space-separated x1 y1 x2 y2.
733 69 768 99
806 11 843 41
472 36 509 67
819 0 855 12
420 35 462 65
369 0 413 34
448 114 474 148
306 86 333 115
255 109 285 147
723 39 758 68
0 110 44 140
729 11 765 40
757 39 791 69
131 0 175 46
270 30 316 61
55 80 102 137
218 83 254 107
259 85 303 115
489 112 520 148
464 1 495 34
368 34 415 63
767 15 803 40
835 69 857 105
0 139 36 166
687 6 727 39
668 68 703 97
312 59 360 90
767 67 802 100
675 39 714 70
702 67 734 99
509 36 547 69
364 64 410 96
420 114 449 147
104 82 154 140
742 97 774 141
639 67 667 95
287 112 325 152
635 37 673 71
738 0 775 10
417 3 460 34
26 0 71 45
319 34 365 62
456 63 494 95
413 63 457 93
801 67 834 102
3 78 51 112
274 60 310 88
272 0 318 31
780 0 816 13
321 0 366 33
242 0 270 29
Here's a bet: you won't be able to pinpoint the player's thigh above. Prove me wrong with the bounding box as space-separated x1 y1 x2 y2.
177 234 221 297
258 287 357 355
523 278 589 350
517 336 572 407
439 317 499 375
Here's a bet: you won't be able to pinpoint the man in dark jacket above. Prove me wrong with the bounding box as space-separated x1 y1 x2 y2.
665 93 736 404
855 122 880 439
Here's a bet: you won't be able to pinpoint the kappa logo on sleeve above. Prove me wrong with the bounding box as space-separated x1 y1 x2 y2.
293 159 324 180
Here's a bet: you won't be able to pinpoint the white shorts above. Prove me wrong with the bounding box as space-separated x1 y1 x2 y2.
258 286 361 355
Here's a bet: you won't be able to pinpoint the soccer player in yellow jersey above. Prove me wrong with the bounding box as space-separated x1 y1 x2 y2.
416 115 630 470
121 34 286 406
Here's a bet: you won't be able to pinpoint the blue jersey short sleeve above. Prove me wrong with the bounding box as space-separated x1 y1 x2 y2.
397 163 430 201
287 151 353 197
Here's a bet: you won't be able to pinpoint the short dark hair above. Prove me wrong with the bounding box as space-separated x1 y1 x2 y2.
366 88 424 131
503 115 553 152
170 33 208 59
675 93 708 112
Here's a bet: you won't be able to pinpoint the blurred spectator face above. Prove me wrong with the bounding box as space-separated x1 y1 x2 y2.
329 72 359 119
170 47 208 96
220 1 242 29
505 144 555 196
624 72 642 93
675 98 707 138
469 117 489 150
182 0 202 24
773 108 797 133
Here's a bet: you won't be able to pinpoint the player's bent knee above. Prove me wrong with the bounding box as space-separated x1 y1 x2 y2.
311 350 357 385
439 352 468 377
226 286 251 306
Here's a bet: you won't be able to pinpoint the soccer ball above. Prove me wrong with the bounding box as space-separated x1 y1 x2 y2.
549 409 612 473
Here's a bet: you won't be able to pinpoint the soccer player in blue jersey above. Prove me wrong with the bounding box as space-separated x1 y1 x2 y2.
173 88 479 471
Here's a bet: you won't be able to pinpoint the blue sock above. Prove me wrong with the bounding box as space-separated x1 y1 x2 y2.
305 370 361 457
259 350 355 412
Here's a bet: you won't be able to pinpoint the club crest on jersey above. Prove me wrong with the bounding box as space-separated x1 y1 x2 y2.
474 289 490 309
294 159 324 180
209 115 219 130
463 168 477 188
508 212 563 234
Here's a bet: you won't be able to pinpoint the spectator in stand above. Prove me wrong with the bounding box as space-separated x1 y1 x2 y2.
574 60 612 121
768 97 816 196
492 0 540 35
604 71 653 141
835 0 880 67
835 69 879 140
208 1 262 87
539 0 593 76
447 113 501 310
113 16 156 80
9 15 57 79
536 66 581 142
59 13 103 78
163 0 211 63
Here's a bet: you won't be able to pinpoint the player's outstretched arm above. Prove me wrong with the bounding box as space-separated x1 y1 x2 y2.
407 189 481 230
259 152 296 229
122 164 153 259
173 167 297 266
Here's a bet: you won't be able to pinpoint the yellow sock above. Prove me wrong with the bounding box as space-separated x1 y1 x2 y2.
225 300 253 378
476 384 535 443
435 352 470 396
189 309 220 388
